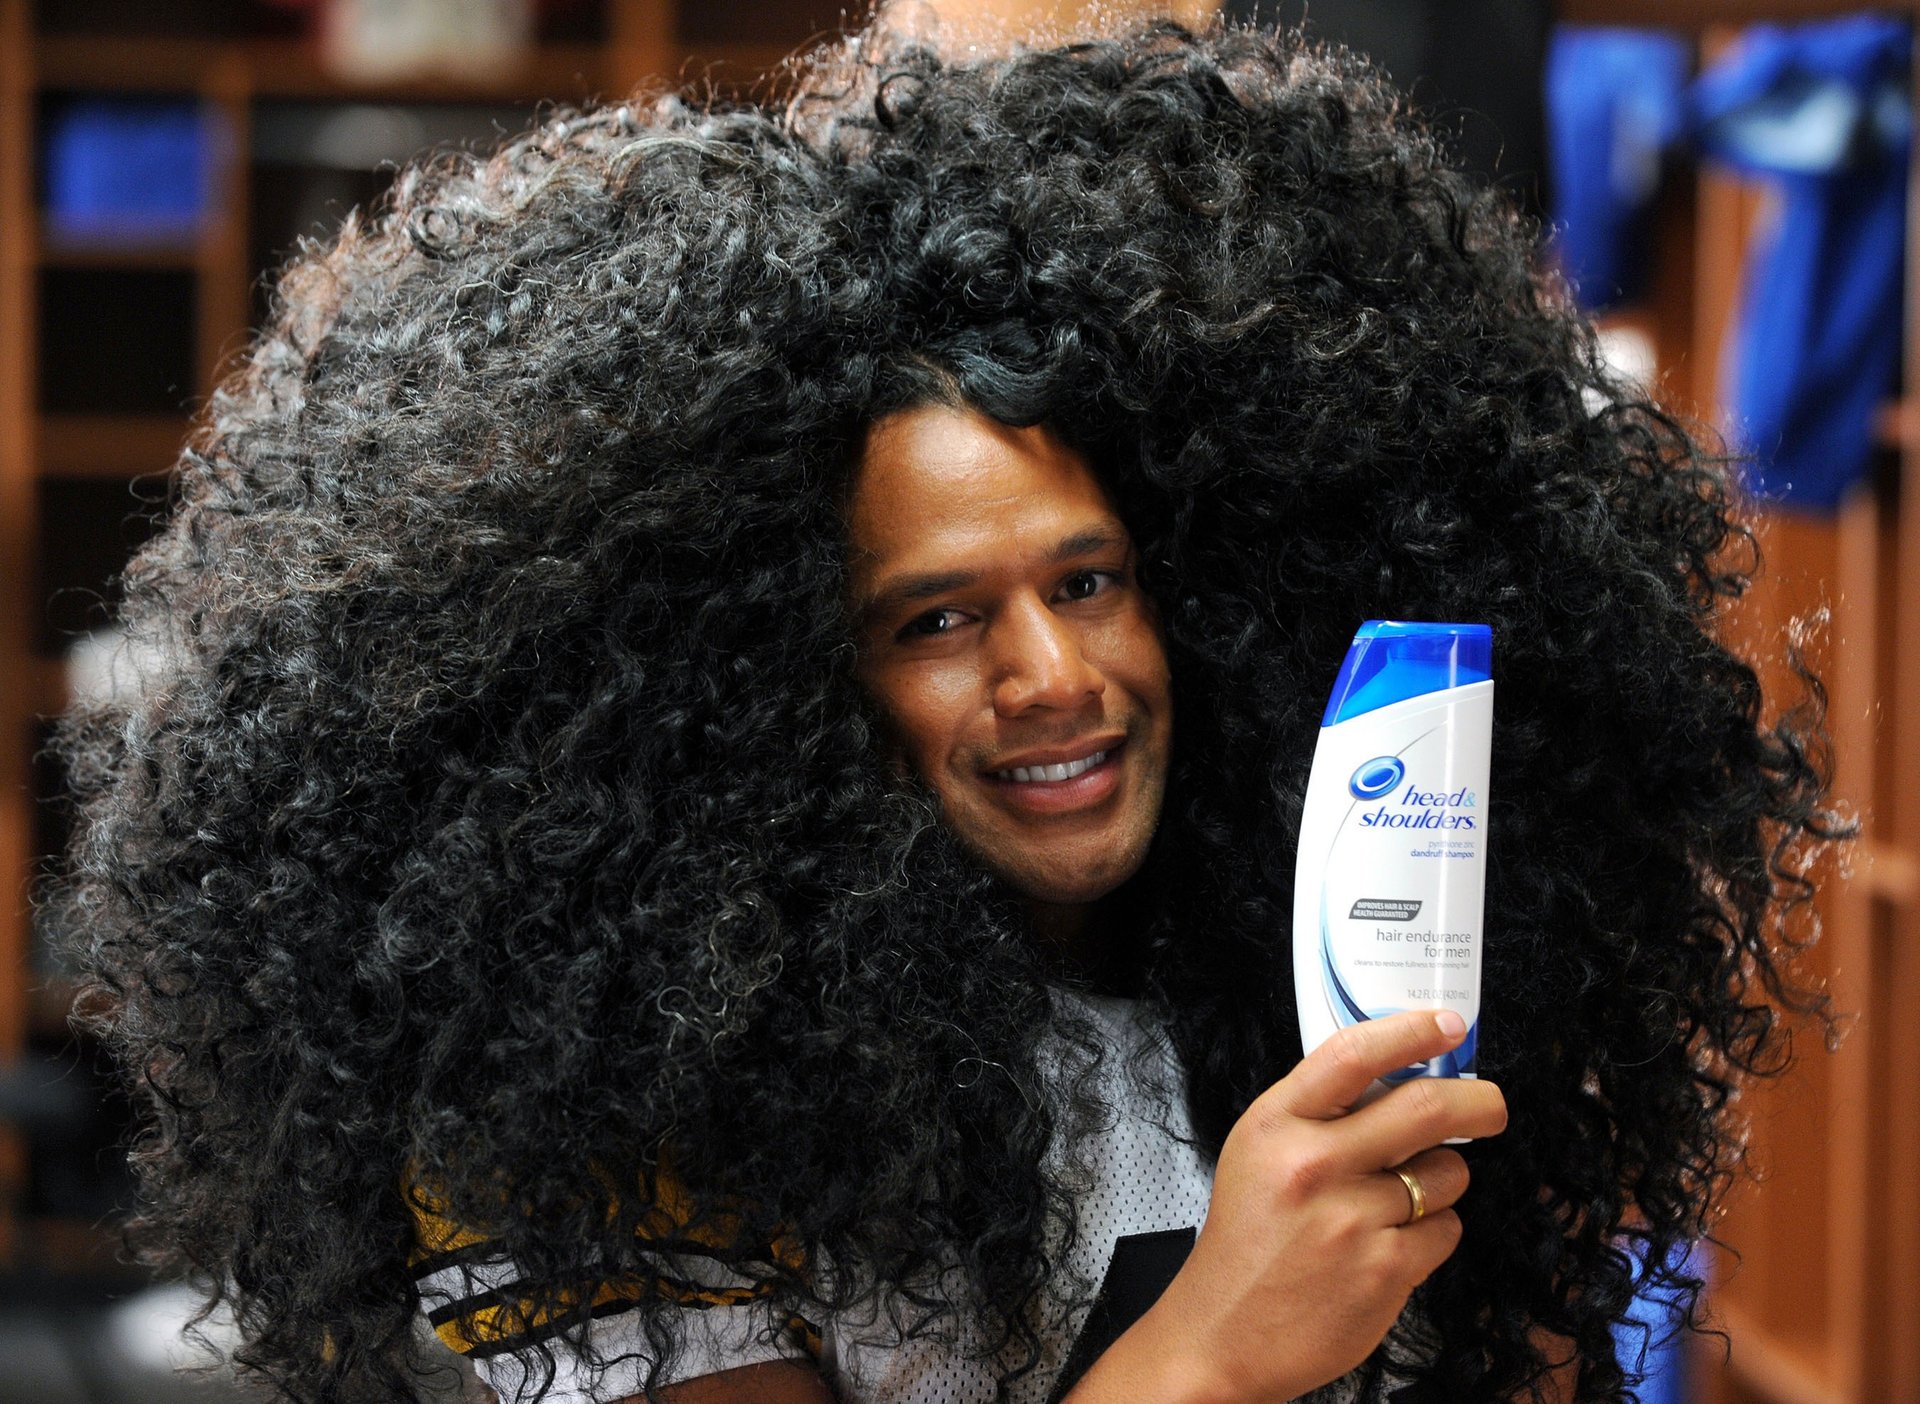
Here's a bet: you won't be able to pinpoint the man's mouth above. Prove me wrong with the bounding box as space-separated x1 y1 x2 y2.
992 749 1110 784
981 739 1127 814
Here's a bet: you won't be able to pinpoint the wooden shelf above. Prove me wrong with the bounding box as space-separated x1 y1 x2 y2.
37 35 613 102
39 414 186 480
38 229 205 272
32 34 820 104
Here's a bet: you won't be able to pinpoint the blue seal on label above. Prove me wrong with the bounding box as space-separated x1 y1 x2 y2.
1348 756 1406 800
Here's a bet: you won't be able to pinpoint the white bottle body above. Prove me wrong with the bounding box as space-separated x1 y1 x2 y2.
1292 679 1492 1082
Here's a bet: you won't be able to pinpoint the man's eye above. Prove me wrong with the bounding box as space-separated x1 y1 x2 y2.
1058 569 1118 602
898 608 966 640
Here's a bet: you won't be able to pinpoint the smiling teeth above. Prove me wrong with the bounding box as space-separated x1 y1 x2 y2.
997 750 1109 783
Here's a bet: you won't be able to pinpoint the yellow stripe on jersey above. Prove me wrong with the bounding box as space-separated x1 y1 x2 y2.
403 1150 815 1362
405 1176 496 1262
426 1274 769 1357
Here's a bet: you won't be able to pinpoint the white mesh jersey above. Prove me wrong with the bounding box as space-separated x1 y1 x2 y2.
410 990 1380 1403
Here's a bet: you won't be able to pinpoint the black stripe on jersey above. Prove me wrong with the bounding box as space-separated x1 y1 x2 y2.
443 1287 824 1365
408 1234 792 1287
427 1269 761 1332
1045 1225 1197 1404
408 1241 516 1283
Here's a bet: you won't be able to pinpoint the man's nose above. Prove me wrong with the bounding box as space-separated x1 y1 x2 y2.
989 595 1106 717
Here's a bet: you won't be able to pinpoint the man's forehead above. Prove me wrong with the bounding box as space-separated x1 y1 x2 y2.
848 406 1120 551
857 405 1078 484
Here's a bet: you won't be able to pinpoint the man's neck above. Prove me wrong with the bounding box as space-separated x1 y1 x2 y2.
1027 893 1145 998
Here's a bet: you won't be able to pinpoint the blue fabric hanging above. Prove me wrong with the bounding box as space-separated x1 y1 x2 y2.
1611 1240 1699 1404
42 99 219 243
1546 26 1691 311
1693 15 1910 510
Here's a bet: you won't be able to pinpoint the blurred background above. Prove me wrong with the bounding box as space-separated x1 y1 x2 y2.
0 0 1913 1400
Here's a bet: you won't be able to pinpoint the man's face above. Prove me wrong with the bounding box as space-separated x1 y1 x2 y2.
847 404 1173 907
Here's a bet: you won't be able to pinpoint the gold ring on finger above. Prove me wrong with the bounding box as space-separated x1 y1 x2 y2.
1390 1165 1427 1226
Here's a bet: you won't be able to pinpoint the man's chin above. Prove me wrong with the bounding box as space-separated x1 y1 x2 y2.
987 847 1151 908
945 787 1165 907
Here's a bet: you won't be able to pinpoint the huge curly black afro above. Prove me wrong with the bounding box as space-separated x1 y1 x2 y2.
50 11 1847 1403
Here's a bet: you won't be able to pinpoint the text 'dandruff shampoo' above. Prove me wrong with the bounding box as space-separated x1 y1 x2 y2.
1293 620 1492 1085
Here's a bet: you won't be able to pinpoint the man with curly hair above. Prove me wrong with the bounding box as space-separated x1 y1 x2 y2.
53 12 1843 1404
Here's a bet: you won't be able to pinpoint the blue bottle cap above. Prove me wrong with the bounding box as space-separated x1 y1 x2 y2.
1321 620 1493 726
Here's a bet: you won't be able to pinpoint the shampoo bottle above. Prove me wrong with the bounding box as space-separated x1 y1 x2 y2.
1293 621 1492 1084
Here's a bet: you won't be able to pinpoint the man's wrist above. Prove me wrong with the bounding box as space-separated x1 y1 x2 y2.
1056 1305 1235 1404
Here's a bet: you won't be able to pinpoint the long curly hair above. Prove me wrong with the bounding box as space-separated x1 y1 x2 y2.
49 13 1847 1403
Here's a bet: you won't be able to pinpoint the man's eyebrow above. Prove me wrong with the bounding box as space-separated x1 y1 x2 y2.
857 526 1131 623
1046 527 1128 564
862 570 977 621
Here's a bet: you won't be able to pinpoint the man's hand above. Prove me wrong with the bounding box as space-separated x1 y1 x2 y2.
1064 1009 1507 1404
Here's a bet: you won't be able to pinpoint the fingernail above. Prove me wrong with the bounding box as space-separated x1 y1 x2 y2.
1434 1010 1466 1040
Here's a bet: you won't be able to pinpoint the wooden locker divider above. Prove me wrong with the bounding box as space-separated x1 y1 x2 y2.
1885 33 1920 1391
0 0 34 1263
